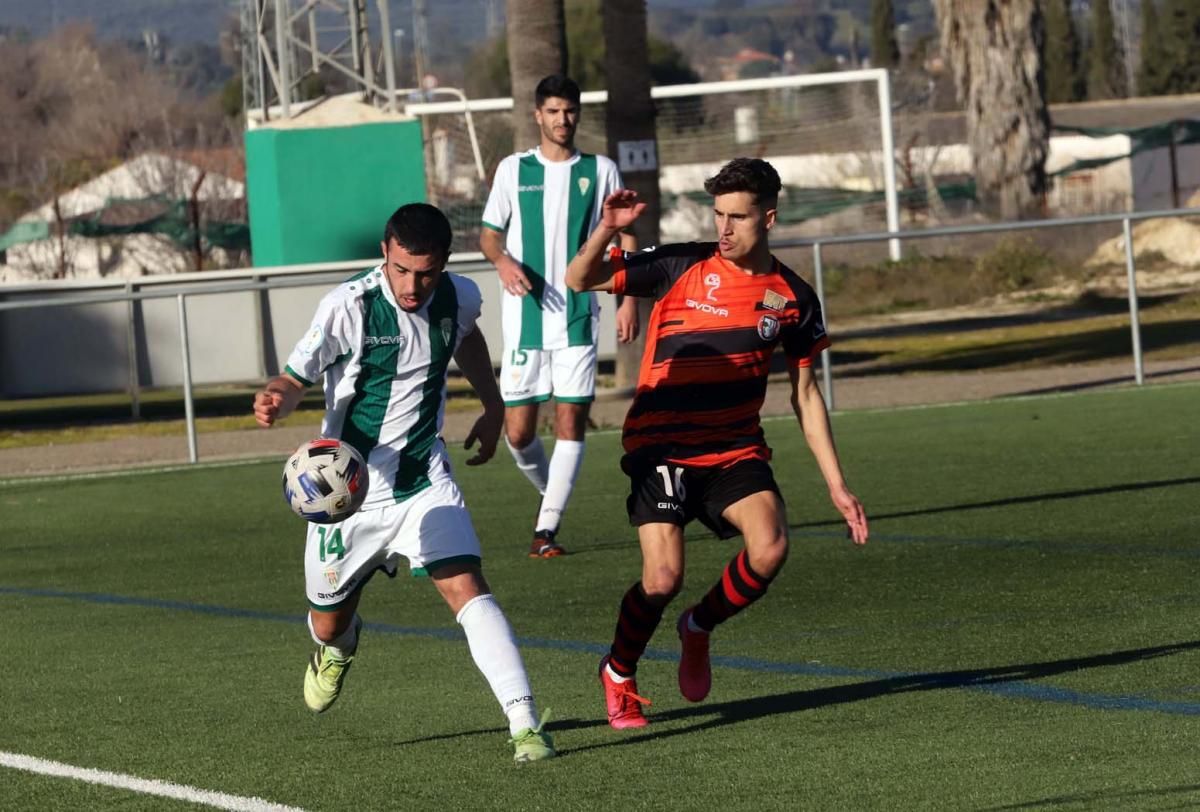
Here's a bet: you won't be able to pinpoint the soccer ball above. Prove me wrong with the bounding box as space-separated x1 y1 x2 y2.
282 438 369 524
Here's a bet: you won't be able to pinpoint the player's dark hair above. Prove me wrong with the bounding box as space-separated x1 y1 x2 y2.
383 203 452 258
703 157 782 208
535 74 581 107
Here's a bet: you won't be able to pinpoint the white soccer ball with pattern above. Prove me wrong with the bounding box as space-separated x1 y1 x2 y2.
282 438 369 524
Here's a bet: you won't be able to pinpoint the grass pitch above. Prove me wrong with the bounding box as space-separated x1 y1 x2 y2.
2 384 1199 810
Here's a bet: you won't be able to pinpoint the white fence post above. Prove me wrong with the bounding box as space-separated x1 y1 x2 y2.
177 294 199 463
1122 216 1145 386
812 241 834 412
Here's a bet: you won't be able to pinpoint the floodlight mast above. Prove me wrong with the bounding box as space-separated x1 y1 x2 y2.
239 0 400 122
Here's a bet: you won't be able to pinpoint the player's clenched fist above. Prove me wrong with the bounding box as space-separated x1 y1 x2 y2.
253 390 283 428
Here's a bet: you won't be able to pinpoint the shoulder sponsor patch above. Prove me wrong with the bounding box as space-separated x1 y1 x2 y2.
300 325 324 354
762 289 788 312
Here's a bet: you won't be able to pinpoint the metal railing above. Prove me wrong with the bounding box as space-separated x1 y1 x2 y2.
777 206 1200 411
0 254 495 463
3 208 1198 462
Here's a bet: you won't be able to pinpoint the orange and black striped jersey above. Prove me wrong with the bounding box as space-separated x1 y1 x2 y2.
610 242 830 468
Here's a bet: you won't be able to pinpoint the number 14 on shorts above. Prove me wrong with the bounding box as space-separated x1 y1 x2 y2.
317 526 346 561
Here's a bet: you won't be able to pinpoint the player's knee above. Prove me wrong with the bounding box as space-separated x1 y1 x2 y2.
748 533 789 578
642 567 683 602
556 408 589 440
505 425 537 449
309 612 348 643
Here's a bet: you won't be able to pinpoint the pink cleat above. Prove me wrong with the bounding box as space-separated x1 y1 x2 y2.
598 655 651 729
676 608 712 702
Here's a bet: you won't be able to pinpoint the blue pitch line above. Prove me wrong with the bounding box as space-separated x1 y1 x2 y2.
3 585 1199 717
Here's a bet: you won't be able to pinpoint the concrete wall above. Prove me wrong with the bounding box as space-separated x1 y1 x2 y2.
0 265 621 399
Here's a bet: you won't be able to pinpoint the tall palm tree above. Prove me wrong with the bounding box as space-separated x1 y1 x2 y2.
505 0 567 151
603 0 660 388
934 0 1050 220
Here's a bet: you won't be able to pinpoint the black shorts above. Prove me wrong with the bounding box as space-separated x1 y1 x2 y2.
623 455 782 539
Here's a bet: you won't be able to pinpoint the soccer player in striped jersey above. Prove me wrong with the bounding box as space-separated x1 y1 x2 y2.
481 74 639 559
253 204 554 762
566 158 870 729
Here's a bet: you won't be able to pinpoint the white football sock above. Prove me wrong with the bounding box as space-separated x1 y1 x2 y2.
536 439 585 533
605 662 630 683
456 594 539 734
307 612 359 658
506 435 549 495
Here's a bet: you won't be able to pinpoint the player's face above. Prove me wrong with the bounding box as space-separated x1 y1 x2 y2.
534 96 580 148
380 239 446 312
712 192 775 263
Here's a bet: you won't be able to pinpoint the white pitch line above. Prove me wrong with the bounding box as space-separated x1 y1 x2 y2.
0 751 308 812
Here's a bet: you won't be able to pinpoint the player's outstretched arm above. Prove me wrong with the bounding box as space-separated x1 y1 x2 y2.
253 373 307 428
789 364 869 545
453 327 505 466
566 190 646 293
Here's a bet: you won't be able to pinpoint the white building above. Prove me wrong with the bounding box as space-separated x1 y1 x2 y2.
1 152 246 284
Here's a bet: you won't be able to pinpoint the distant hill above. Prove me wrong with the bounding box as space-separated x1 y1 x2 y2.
0 0 733 46
0 0 234 46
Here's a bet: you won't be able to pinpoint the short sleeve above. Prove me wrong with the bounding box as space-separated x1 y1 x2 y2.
284 291 358 385
597 157 624 207
611 242 714 300
780 283 831 368
481 156 514 233
452 274 483 342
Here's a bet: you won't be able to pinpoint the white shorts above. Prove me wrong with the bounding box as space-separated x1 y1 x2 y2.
304 461 482 610
499 343 597 406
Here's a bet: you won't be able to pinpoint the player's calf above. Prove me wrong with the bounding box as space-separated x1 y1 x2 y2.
303 614 363 713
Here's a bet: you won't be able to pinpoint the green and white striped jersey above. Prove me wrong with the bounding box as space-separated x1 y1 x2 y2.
284 265 482 510
482 147 623 350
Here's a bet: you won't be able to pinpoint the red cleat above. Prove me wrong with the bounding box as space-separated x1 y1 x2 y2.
676 608 711 702
529 529 566 558
598 655 651 729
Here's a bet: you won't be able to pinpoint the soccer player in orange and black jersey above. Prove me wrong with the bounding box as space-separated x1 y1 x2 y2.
567 158 869 730
614 241 830 469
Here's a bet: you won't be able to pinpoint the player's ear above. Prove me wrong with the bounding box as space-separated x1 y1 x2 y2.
764 207 777 231
380 240 389 260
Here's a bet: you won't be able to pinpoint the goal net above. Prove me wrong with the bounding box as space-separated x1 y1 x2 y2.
405 71 897 255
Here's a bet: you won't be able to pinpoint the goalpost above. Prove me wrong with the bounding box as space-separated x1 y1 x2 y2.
404 69 901 260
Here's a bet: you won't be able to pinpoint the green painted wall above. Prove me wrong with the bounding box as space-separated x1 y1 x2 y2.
245 121 427 266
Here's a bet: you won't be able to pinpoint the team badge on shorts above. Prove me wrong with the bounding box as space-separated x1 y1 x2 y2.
324 569 339 587
757 314 780 341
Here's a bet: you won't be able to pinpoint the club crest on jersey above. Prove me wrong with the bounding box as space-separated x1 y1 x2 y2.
763 289 788 312
704 272 721 301
578 177 591 195
440 318 454 346
757 314 780 341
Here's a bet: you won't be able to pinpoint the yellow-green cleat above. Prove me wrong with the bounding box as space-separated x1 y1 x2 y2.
509 709 556 764
303 616 362 713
